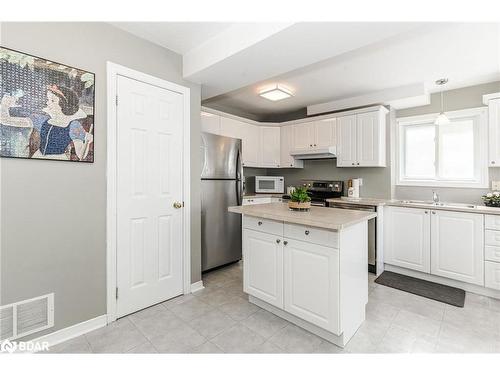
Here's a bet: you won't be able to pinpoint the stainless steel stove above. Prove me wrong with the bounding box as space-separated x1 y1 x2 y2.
301 180 343 207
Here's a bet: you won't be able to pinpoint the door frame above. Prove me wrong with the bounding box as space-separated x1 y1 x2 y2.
106 62 191 323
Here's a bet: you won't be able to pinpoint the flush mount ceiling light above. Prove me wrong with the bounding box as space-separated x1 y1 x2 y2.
259 85 293 101
434 78 450 125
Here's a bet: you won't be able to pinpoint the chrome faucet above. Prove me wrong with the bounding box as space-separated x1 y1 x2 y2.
432 191 440 204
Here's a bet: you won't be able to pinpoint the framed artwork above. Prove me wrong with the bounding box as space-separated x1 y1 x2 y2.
0 46 95 162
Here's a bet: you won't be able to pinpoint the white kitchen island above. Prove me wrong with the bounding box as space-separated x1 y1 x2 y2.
228 202 377 347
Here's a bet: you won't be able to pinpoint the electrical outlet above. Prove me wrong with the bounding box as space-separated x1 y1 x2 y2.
358 178 363 186
492 181 500 191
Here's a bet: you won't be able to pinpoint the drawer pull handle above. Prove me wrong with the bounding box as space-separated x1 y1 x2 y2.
283 241 288 246
305 230 310 235
258 221 263 226
276 239 281 244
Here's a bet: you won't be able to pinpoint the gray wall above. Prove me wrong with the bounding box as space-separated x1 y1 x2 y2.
0 22 202 339
395 81 500 204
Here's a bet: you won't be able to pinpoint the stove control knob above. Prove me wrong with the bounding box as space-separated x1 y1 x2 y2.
329 184 334 188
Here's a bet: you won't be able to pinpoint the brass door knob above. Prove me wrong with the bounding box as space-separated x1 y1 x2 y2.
173 202 183 209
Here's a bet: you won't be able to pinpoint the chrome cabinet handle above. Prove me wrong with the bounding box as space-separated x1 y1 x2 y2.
276 239 281 244
424 211 428 214
492 161 496 164
305 230 310 235
258 221 263 226
173 202 183 209
357 162 360 165
432 211 436 214
283 241 288 246
352 163 355 165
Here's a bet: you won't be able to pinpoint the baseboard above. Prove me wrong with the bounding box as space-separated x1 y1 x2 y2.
190 280 205 293
384 264 500 300
32 314 107 350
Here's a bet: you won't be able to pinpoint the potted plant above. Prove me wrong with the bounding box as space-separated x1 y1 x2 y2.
288 186 312 210
482 191 500 207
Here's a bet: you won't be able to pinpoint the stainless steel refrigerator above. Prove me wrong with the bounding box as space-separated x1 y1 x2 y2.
201 132 243 272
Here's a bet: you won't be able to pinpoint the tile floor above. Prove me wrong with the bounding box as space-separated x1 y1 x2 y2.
48 262 500 353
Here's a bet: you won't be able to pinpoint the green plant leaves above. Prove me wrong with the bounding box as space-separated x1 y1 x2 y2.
290 186 311 203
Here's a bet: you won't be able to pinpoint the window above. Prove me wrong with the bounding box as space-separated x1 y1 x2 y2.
396 108 488 188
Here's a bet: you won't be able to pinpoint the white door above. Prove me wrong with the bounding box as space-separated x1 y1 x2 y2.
260 126 281 167
283 239 340 334
292 123 314 151
488 98 500 166
356 111 380 167
337 115 357 167
430 210 484 285
243 229 283 308
116 75 184 318
384 207 431 273
314 118 336 149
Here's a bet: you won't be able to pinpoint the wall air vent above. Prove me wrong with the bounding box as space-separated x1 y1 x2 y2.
0 293 54 340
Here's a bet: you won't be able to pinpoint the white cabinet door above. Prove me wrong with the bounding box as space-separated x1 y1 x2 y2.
356 111 385 167
292 122 314 151
280 125 303 168
242 123 260 167
384 207 431 273
488 98 500 167
430 210 484 285
314 118 336 149
201 112 220 134
260 126 281 168
219 116 244 139
242 197 272 205
284 239 340 334
337 115 357 167
243 229 283 308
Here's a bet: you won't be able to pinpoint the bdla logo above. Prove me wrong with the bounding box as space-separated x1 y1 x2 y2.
0 339 17 353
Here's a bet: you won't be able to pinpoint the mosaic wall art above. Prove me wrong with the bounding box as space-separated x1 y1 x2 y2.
0 47 95 162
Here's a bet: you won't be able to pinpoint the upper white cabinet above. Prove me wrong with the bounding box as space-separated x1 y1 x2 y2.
430 210 484 285
201 112 221 134
291 119 337 151
337 107 387 167
242 123 260 167
384 206 485 286
280 125 304 168
483 94 500 167
384 206 431 273
260 126 281 168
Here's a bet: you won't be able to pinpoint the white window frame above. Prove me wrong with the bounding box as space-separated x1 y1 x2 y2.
396 107 488 188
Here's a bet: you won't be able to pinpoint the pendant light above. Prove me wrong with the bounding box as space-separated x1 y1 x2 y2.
434 78 450 125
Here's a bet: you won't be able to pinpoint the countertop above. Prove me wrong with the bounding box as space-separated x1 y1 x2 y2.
326 196 500 215
228 202 377 231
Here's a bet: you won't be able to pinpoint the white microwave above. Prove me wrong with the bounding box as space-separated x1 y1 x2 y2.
254 176 284 194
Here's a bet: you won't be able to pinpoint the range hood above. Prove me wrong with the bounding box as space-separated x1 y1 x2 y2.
290 146 337 160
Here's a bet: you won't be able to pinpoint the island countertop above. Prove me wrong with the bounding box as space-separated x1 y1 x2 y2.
228 202 377 230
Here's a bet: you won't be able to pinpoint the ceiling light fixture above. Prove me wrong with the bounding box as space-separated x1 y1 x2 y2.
259 84 293 101
434 78 450 125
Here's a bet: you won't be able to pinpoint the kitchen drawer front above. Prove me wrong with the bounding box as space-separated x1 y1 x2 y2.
243 216 283 236
485 229 500 247
485 215 500 230
284 223 338 248
485 245 500 263
242 197 272 205
485 261 500 290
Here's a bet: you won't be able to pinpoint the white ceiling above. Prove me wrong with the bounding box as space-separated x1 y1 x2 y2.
202 23 500 119
111 22 234 54
112 22 500 120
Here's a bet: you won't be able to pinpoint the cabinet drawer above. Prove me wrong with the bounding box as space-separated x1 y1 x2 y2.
243 216 283 236
485 215 500 230
284 223 338 248
242 197 272 205
485 245 500 263
485 261 500 290
485 230 500 247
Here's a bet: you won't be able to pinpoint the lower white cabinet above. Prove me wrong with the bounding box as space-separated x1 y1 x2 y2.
243 229 283 308
384 206 431 273
284 239 340 333
485 261 500 290
384 206 485 286
430 210 484 285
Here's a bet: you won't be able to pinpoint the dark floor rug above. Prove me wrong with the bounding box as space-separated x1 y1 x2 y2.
375 271 465 307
